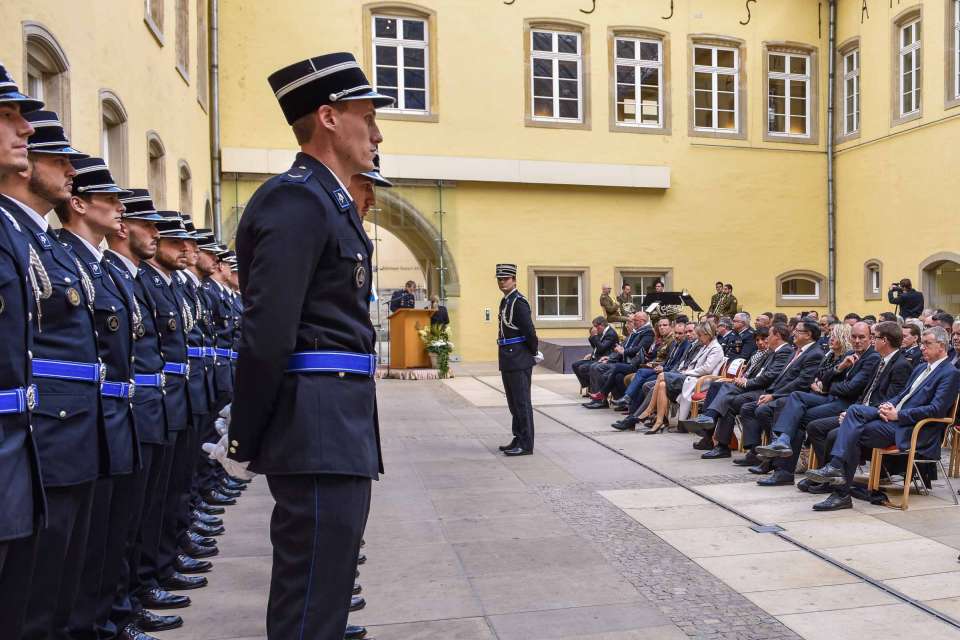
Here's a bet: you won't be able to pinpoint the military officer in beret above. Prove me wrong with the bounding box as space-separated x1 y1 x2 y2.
230 51 391 639
496 263 539 456
0 110 105 640
0 63 45 640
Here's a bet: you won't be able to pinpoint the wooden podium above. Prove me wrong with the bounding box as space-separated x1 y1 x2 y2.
388 308 434 369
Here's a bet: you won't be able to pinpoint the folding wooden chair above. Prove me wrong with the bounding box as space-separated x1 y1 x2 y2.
690 358 745 418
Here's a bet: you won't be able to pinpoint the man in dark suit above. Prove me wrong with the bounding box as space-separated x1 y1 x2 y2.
755 322 880 485
389 280 417 312
228 53 391 640
733 320 825 468
588 312 655 406
698 324 794 459
806 325 960 510
888 278 924 319
572 317 619 391
0 67 45 640
495 263 539 456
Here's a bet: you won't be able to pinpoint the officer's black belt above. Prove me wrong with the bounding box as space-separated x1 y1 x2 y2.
32 358 105 383
0 385 37 414
285 351 376 377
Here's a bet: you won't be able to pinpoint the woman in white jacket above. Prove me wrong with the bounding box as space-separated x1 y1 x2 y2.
635 321 725 433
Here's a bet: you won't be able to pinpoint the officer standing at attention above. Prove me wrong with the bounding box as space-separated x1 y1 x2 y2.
0 63 45 640
228 52 390 640
496 263 539 456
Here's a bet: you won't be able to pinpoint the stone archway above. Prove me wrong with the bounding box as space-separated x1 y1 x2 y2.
920 252 960 314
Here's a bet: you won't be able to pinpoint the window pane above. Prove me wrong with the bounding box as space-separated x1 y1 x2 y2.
616 65 635 84
769 78 785 97
376 45 397 66
375 17 397 38
558 276 579 296
769 113 785 132
539 297 559 316
538 276 557 295
694 72 712 90
376 66 398 87
694 47 713 66
846 112 855 133
717 49 735 68
717 92 735 111
558 99 579 119
403 19 425 41
617 84 635 102
789 113 807 135
790 96 806 117
558 34 578 54
717 110 736 129
790 80 807 99
533 58 552 78
534 78 553 97
695 109 713 127
379 87 399 103
404 89 426 110
533 31 552 51
768 96 785 115
717 74 736 92
404 68 425 89
790 56 807 75
616 38 635 59
534 98 554 117
617 102 636 121
782 278 816 296
694 90 712 108
559 296 579 316
558 60 578 79
558 79 578 98
640 104 659 123
639 42 659 61
640 86 658 104
639 67 658 86
769 54 786 73
403 48 424 68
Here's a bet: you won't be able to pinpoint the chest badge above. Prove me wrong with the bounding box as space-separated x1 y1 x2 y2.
66 287 81 306
354 263 366 289
106 315 120 332
332 188 351 211
168 318 178 331
135 323 145 339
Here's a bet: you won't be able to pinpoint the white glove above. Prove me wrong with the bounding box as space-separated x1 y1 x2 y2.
534 351 544 364
201 433 256 480
219 403 232 421
214 403 232 436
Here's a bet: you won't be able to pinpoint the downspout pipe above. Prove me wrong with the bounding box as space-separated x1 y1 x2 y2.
209 0 223 242
826 0 837 315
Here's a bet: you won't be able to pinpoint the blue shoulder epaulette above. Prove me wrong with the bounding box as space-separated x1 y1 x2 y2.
282 165 313 183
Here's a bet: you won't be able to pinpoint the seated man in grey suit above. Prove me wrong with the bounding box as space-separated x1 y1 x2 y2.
806 326 960 510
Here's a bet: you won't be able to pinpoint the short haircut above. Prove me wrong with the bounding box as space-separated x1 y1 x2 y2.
843 312 861 322
696 321 717 340
773 312 789 324
862 315 877 324
923 325 950 349
934 311 955 327
754 326 769 340
770 323 791 342
800 319 822 340
734 311 751 324
724 283 733 290
676 314 689 324
900 278 912 289
874 321 903 348
762 312 774 319
716 281 723 286
291 111 318 144
904 320 923 338
405 280 416 288
593 316 607 325
718 317 734 329
878 312 898 323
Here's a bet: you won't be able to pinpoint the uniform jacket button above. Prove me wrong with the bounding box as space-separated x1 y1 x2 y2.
58 410 67 419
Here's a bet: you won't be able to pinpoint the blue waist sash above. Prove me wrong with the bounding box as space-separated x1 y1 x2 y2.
134 373 165 388
163 362 189 376
101 381 135 399
497 336 526 346
229 350 238 360
32 358 104 383
286 351 376 377
187 347 204 359
0 385 37 414
202 347 217 358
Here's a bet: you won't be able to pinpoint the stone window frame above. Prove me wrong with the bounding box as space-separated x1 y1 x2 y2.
775 269 827 307
864 259 883 301
175 0 190 84
196 0 208 110
146 131 167 208
763 41 819 145
99 89 129 185
145 0 165 46
836 37 861 143
178 160 192 215
21 22 71 135
523 18 591 131
688 34 748 141
891 6 923 127
945 0 960 110
362 2 439 123
527 265 592 328
607 26 671 136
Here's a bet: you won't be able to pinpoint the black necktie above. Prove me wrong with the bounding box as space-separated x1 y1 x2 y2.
861 358 886 405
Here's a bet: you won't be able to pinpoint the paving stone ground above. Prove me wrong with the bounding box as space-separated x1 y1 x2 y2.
155 371 960 639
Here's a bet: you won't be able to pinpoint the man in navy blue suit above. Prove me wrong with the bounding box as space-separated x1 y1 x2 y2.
806 325 960 510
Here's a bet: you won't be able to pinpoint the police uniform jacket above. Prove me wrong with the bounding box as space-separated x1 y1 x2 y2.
0 208 44 540
183 271 217 412
60 231 139 475
388 290 414 313
1 195 104 487
229 290 243 359
204 276 234 399
105 251 168 446
731 328 756 361
231 153 383 479
498 288 538 372
177 273 212 416
140 262 191 434
718 331 737 357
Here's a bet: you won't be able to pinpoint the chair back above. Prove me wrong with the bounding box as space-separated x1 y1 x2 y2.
723 358 745 379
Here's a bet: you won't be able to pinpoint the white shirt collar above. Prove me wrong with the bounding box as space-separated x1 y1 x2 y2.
929 355 948 371
74 233 103 262
317 161 353 202
183 269 200 285
503 287 517 298
150 263 173 286
106 249 139 277
4 194 49 232
774 342 790 352
796 341 813 354
882 349 900 365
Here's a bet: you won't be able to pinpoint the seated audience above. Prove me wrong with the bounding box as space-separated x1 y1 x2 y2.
611 319 677 413
717 318 736 355
729 312 756 361
572 317 620 392
843 312 861 325
583 313 654 408
902 321 923 366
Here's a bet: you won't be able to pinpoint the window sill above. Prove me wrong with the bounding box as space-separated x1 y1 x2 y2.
534 318 592 329
377 110 439 123
945 95 960 111
145 16 164 46
689 128 746 141
777 297 825 307
176 64 190 86
526 117 591 131
835 130 861 144
891 110 922 127
763 132 818 145
864 293 881 301
610 122 671 136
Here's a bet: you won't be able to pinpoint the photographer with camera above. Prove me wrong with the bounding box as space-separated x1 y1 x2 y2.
888 278 924 319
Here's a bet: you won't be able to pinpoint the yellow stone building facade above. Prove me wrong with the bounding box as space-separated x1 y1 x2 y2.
4 0 959 362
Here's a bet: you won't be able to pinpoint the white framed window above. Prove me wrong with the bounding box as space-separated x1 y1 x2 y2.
954 0 960 99
614 36 662 127
535 273 582 320
899 19 921 117
842 48 860 135
870 267 881 294
100 90 128 185
620 272 668 307
767 52 811 137
531 29 583 122
372 14 429 113
693 45 739 132
781 277 819 300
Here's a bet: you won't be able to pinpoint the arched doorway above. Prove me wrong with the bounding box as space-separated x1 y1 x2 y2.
920 252 960 314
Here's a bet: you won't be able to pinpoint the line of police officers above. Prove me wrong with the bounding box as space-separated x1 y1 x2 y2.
0 64 253 640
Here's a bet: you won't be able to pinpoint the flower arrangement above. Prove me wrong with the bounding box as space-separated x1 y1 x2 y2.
417 322 454 378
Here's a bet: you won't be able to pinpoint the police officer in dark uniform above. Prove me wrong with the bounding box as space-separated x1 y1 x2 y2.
229 52 391 639
0 110 104 640
0 63 45 640
495 263 539 456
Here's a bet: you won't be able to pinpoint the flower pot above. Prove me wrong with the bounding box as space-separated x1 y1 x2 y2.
428 353 439 369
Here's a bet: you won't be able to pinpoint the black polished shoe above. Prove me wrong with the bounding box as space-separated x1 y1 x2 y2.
160 572 208 591
502 447 532 457
350 595 366 612
202 490 237 506
192 510 223 527
693 434 714 451
216 485 242 499
805 462 846 486
135 609 183 632
748 460 772 475
187 530 217 548
181 540 219 558
680 416 715 435
138 587 191 609
612 416 639 431
357 553 366 565
583 400 609 409
190 520 225 536
701 446 731 460
757 469 794 486
812 492 853 511
755 434 794 459
120 623 159 640
228 474 251 484
221 478 247 491
733 451 761 467
175 553 212 574
353 582 362 595
196 500 226 515
498 438 518 452
796 477 832 494
344 624 368 639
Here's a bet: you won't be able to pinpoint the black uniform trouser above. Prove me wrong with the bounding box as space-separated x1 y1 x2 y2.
194 411 221 499
502 367 535 452
23 481 96 640
265 474 371 640
135 435 175 595
66 472 137 640
713 391 762 446
111 443 159 633
172 413 206 553
158 426 195 581
0 529 40 639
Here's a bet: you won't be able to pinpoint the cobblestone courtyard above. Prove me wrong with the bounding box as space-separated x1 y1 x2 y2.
160 367 960 639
